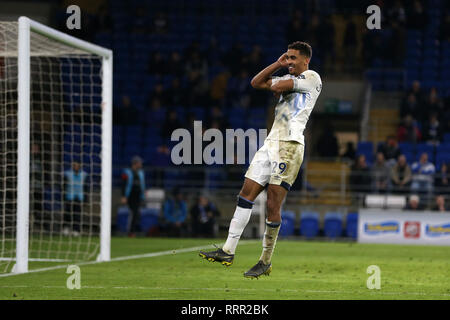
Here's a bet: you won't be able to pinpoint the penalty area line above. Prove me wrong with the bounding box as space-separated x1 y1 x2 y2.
0 240 258 278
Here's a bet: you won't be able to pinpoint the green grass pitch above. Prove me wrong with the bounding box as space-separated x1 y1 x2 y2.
0 237 449 300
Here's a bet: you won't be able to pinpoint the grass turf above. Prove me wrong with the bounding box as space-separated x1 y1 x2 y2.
0 237 449 300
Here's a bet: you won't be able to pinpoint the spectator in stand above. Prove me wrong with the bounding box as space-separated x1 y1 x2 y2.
223 43 244 76
305 14 321 54
387 0 407 27
244 45 265 77
148 51 167 75
390 154 412 194
316 123 339 158
114 95 138 126
185 51 209 106
397 114 421 143
209 63 230 106
341 141 356 162
407 80 424 106
149 83 168 106
422 113 443 145
432 195 449 212
404 194 425 211
435 163 450 195
285 9 307 46
166 51 184 77
372 152 390 193
411 152 436 197
377 135 402 166
161 109 182 141
350 154 372 194
207 105 228 132
151 11 169 34
131 6 149 34
121 156 146 237
164 77 186 106
162 188 187 237
440 12 450 42
317 14 336 73
400 93 419 120
425 88 445 122
190 194 221 238
406 0 428 31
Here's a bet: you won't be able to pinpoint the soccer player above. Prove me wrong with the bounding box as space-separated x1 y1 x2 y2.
199 41 322 278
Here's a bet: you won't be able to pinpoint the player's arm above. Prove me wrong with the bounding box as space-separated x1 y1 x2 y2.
250 52 292 93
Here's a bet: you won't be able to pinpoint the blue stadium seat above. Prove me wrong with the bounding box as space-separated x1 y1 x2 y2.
116 206 130 233
443 133 450 143
398 142 414 154
345 212 358 239
299 211 319 239
140 208 160 233
357 142 373 153
279 210 296 237
324 212 343 239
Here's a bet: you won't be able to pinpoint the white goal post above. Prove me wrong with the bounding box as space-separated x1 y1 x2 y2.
1 17 112 274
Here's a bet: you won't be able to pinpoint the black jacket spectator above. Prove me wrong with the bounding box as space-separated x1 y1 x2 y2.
422 113 443 144
148 51 167 75
435 163 450 195
377 136 402 163
350 155 372 193
317 124 339 158
190 195 220 237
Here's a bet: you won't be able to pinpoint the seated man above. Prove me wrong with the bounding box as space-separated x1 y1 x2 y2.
390 154 412 194
411 153 435 197
162 188 187 237
432 195 449 212
190 194 220 238
404 194 425 211
349 154 372 195
372 152 390 193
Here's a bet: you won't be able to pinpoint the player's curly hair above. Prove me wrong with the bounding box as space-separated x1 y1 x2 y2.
288 41 312 58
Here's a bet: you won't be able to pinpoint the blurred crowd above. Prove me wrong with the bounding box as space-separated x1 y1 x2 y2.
349 135 450 210
398 80 450 144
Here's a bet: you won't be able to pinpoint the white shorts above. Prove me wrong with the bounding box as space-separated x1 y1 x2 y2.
244 140 304 190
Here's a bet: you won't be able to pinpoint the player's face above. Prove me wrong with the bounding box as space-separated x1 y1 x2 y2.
286 49 308 75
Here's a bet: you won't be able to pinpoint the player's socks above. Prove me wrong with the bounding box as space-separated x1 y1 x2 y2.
259 219 281 265
222 195 254 255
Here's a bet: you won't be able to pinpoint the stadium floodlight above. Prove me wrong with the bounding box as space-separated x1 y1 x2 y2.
0 17 112 274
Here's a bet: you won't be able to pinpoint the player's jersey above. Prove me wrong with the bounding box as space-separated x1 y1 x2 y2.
266 70 322 145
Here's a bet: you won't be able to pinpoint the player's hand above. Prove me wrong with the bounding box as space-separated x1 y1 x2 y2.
121 197 127 205
277 52 289 68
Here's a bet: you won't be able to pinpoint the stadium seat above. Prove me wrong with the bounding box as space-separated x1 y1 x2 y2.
140 208 160 234
323 212 343 239
279 210 296 237
299 211 319 239
116 206 130 233
345 212 358 239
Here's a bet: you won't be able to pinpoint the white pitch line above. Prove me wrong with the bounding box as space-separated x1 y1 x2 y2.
0 240 259 278
0 284 449 298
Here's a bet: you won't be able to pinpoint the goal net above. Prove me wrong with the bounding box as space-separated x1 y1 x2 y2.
0 17 112 274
